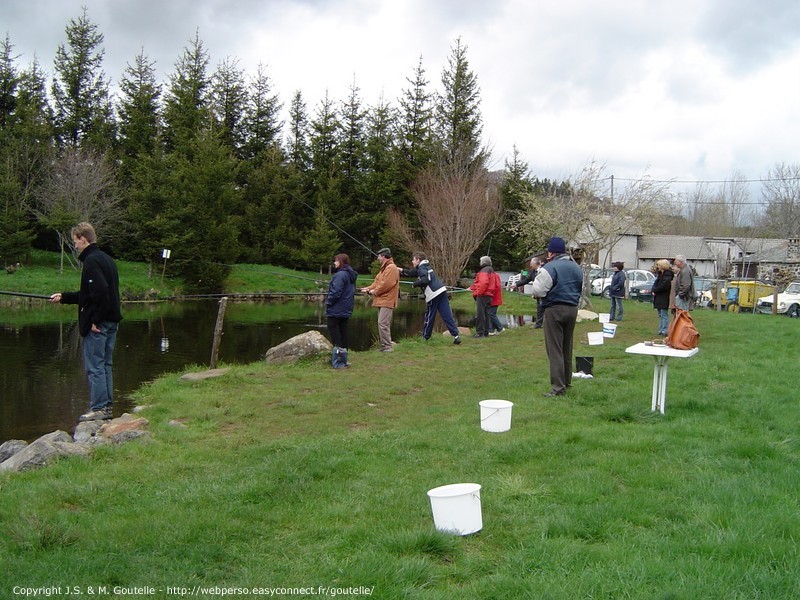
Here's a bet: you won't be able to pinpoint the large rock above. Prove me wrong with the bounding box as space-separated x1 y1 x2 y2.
265 330 332 365
577 309 599 322
101 414 150 444
0 415 152 475
0 430 90 473
0 439 28 463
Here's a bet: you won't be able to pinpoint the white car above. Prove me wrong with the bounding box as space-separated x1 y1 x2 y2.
755 281 800 318
591 269 655 298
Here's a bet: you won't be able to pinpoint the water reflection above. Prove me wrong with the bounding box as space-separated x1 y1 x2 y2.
1 299 488 442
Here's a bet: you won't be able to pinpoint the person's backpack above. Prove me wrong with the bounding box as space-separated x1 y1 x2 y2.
666 308 699 350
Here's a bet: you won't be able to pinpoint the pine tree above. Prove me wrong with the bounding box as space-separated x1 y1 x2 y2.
118 50 161 165
210 57 248 156
298 200 341 272
398 56 435 170
286 90 310 172
158 130 241 292
490 146 538 269
162 30 211 153
435 37 485 169
51 7 115 151
242 63 283 162
1 50 53 263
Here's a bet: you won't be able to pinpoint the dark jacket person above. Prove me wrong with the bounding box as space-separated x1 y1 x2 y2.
50 222 122 422
533 237 582 397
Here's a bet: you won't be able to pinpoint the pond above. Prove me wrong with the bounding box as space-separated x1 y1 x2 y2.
1 298 526 443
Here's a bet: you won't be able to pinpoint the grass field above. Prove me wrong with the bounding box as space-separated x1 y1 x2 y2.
2 291 799 598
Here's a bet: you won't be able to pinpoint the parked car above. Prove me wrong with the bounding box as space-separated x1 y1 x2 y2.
591 269 655 298
629 281 654 302
755 281 800 317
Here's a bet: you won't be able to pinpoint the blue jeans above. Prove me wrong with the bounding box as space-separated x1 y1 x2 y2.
83 321 118 410
657 308 669 335
610 297 624 321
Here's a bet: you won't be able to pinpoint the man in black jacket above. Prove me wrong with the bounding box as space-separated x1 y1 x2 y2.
50 223 122 421
515 256 544 328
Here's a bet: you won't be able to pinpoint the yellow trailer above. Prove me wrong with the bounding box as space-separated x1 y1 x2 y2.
724 280 776 312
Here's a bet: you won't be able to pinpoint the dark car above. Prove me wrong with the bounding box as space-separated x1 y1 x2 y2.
629 281 654 302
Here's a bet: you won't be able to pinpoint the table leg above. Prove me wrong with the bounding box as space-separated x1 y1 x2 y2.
653 357 670 414
651 359 659 412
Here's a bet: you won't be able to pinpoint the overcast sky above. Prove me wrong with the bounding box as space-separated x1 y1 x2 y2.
4 0 800 189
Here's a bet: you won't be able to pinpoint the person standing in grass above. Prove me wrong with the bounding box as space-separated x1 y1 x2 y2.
533 237 582 397
515 256 544 328
326 253 357 368
487 269 505 335
608 261 626 321
671 254 696 311
360 247 399 352
397 252 461 345
651 259 673 336
49 222 122 422
469 256 497 338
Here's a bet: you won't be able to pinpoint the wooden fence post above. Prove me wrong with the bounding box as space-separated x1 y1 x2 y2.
210 297 228 369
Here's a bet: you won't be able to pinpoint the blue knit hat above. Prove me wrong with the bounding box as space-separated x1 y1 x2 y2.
547 237 566 253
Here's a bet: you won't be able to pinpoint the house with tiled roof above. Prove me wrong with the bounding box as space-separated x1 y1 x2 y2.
635 235 717 277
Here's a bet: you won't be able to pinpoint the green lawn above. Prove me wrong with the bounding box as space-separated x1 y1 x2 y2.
2 299 799 599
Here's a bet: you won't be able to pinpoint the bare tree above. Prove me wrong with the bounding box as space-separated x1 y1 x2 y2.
32 147 120 271
760 162 800 237
388 156 500 286
510 161 671 308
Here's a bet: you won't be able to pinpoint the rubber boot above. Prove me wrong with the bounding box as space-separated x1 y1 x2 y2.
331 346 342 369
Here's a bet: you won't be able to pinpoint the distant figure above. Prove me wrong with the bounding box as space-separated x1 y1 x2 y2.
533 237 582 397
360 248 399 352
49 223 122 422
397 252 461 345
326 253 357 368
609 262 626 321
671 254 695 311
469 256 497 338
651 259 673 336
515 256 544 328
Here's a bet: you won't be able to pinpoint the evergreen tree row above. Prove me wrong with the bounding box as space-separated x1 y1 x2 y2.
1 9 549 290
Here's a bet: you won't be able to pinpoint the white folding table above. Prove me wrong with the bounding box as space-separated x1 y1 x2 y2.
625 343 699 414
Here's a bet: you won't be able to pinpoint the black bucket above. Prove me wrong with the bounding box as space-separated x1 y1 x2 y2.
576 356 594 375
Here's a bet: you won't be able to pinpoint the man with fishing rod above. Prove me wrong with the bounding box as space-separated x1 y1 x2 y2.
49 223 122 421
396 252 462 345
360 248 399 352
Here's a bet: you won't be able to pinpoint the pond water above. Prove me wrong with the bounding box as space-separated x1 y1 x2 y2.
1 298 524 443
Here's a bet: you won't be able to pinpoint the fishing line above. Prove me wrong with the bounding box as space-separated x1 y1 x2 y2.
293 195 378 257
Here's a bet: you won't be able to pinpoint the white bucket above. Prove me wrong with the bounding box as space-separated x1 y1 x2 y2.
523 284 533 295
598 313 610 323
603 323 617 338
588 331 604 345
479 399 514 433
427 483 482 535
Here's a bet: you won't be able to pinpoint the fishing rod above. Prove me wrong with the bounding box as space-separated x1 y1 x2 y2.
0 290 51 299
294 195 378 257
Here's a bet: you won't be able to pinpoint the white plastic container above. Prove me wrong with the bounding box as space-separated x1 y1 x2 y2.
479 399 514 433
603 323 617 338
588 331 604 345
427 483 482 535
598 313 610 323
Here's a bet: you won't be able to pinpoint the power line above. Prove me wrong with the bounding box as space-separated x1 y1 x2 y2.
609 175 800 184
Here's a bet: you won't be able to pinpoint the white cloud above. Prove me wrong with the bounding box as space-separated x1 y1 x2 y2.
3 0 800 184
